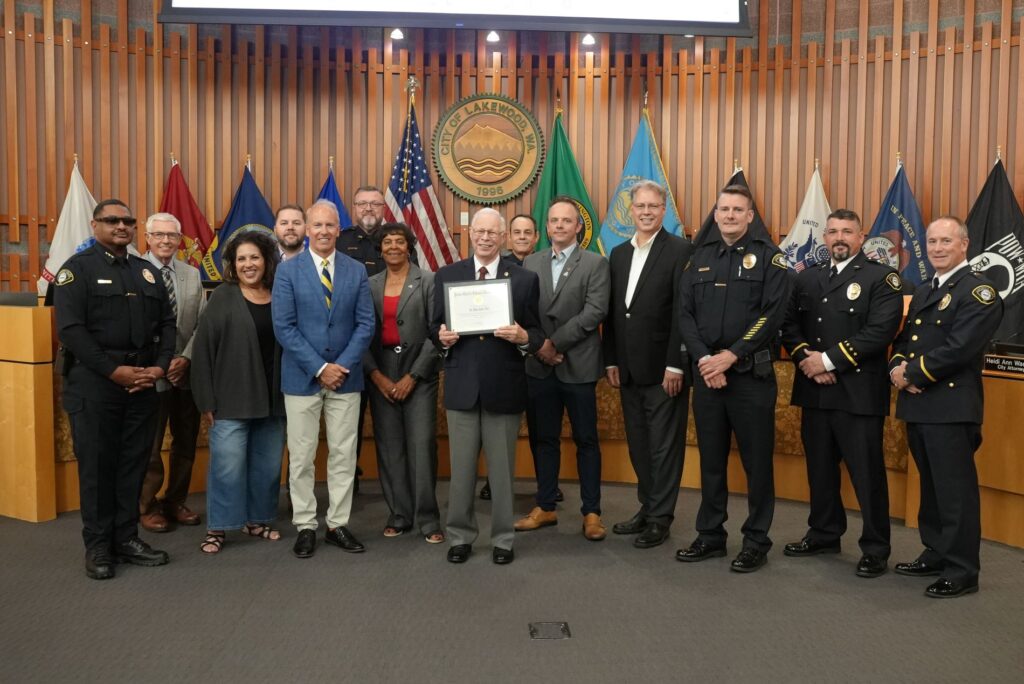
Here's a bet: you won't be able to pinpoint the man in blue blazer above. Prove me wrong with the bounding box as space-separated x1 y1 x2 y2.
273 199 375 559
431 208 544 565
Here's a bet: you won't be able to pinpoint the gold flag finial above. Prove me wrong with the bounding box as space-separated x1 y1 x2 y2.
733 159 740 172
169 151 177 165
246 153 252 171
73 152 79 164
329 155 335 171
405 76 419 109
814 158 820 170
996 145 1002 161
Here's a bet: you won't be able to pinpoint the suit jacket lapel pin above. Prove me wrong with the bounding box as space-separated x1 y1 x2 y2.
846 282 861 300
938 293 952 310
742 253 757 269
503 271 509 277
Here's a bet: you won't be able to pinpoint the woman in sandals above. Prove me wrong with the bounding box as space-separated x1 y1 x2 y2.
191 230 286 553
363 223 444 543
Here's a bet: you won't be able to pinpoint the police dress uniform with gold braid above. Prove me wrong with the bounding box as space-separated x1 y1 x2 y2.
889 265 1002 587
781 251 904 560
54 242 176 556
677 229 793 556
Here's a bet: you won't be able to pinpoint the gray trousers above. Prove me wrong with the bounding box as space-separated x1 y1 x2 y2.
445 406 520 550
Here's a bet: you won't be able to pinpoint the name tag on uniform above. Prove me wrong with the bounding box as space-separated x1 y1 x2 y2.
698 267 711 272
97 279 113 284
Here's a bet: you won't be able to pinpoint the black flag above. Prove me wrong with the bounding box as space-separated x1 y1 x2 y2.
965 159 1024 344
692 169 773 247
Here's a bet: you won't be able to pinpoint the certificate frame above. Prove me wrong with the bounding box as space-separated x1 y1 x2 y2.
443 279 513 335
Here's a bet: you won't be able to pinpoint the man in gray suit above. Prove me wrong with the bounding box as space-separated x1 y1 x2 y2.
138 212 207 532
514 197 611 540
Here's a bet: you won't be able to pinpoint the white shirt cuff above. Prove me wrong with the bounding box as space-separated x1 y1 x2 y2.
821 352 836 372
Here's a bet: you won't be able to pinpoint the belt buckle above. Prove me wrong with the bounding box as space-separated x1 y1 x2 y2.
392 345 403 354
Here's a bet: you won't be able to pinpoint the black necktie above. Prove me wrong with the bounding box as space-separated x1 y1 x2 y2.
932 276 940 290
829 265 838 280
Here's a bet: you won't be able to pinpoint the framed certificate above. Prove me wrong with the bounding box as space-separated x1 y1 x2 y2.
444 279 513 335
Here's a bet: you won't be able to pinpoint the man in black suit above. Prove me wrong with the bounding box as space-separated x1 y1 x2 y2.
603 180 693 549
781 209 904 578
890 215 1003 598
431 208 544 565
676 185 792 573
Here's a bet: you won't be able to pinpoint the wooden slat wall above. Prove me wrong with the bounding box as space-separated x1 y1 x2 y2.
3 1 1024 289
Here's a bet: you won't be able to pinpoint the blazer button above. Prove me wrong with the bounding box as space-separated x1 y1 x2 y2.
479 335 485 341
855 368 861 373
625 313 631 319
911 335 918 341
397 319 404 325
948 382 955 387
817 317 822 322
915 318 922 325
909 353 916 358
822 297 828 303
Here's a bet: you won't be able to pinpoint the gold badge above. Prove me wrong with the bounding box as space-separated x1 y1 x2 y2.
742 254 757 269
972 284 997 305
55 268 74 286
142 268 157 284
938 293 952 310
846 282 862 300
885 272 902 291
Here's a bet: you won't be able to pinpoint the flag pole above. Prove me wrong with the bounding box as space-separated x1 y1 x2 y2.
814 157 820 171
995 144 1001 164
246 153 252 172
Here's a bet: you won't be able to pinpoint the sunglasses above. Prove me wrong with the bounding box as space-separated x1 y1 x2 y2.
95 216 138 227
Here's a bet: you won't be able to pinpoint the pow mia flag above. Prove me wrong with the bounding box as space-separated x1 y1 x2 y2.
966 159 1024 344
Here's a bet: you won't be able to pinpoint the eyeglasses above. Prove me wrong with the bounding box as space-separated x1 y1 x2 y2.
354 201 386 209
95 216 138 227
632 203 664 211
470 229 503 239
147 231 182 242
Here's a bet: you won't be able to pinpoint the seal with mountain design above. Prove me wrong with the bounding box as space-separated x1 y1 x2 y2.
432 93 544 205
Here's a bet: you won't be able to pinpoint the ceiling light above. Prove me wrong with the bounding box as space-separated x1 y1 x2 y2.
390 28 404 40
582 34 596 46
684 34 695 38
486 30 500 43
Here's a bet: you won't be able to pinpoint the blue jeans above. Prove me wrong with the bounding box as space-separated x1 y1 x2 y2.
206 416 286 530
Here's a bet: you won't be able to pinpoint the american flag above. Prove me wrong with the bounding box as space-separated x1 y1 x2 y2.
384 103 458 271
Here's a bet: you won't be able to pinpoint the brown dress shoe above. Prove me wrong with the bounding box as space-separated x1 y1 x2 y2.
582 513 606 541
140 510 170 533
168 503 201 526
514 507 558 531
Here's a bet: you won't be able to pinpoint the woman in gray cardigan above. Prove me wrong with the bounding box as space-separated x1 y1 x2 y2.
191 231 285 554
364 223 444 543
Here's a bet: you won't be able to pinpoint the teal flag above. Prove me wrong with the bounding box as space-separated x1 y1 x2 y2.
532 111 600 253
598 110 683 254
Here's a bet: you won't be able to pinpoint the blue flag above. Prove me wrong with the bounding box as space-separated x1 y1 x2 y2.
316 167 353 228
598 110 683 254
865 165 931 286
201 166 275 281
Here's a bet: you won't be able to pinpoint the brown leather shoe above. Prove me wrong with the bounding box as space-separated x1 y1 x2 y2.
514 507 558 531
582 513 607 541
140 510 170 533
168 503 201 526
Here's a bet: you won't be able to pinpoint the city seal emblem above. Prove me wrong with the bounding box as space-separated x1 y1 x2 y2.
433 93 544 205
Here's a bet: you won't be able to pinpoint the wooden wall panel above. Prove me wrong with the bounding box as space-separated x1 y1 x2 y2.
2 2 1024 290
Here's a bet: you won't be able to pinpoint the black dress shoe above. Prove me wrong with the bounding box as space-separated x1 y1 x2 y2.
894 558 942 577
730 548 768 573
612 512 646 535
633 522 670 549
114 536 169 566
925 577 979 598
783 538 841 557
85 547 115 580
479 481 491 500
856 554 888 578
676 540 727 563
325 526 366 553
492 547 515 565
447 544 472 563
554 488 565 503
293 529 316 558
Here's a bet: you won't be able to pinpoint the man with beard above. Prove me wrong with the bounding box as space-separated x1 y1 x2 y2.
781 209 903 578
274 204 306 261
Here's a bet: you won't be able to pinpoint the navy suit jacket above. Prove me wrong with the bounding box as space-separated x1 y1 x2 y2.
430 257 543 413
272 249 375 396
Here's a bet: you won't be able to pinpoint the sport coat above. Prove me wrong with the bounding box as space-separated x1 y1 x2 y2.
363 263 441 381
272 249 375 396
523 246 610 383
603 229 693 386
430 257 544 413
144 255 206 391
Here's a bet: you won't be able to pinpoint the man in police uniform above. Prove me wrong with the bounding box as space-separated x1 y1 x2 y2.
676 185 792 572
54 199 176 580
890 215 1003 598
781 209 903 578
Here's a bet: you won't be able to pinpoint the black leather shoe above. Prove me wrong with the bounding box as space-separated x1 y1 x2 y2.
492 547 515 565
114 536 169 566
633 522 670 549
554 488 565 503
856 554 888 578
293 529 316 558
479 481 491 500
925 577 978 598
730 548 768 573
894 558 942 577
85 547 115 580
783 538 841 557
325 526 366 553
447 544 472 563
676 540 727 563
612 512 646 535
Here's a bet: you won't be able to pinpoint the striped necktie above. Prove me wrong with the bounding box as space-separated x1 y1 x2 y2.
161 266 177 317
321 258 333 308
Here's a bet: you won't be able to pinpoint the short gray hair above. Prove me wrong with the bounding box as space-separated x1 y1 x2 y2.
470 207 506 231
629 179 667 203
146 212 181 233
307 199 341 223
930 214 969 240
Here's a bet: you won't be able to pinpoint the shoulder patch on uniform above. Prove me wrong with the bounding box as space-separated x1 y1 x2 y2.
55 268 75 286
972 284 997 305
771 253 788 269
885 272 902 291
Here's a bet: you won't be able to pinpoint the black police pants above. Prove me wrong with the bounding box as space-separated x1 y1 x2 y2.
68 389 160 550
801 408 891 557
692 370 776 552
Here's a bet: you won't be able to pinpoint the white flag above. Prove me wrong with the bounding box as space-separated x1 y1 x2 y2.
38 162 98 295
780 169 832 272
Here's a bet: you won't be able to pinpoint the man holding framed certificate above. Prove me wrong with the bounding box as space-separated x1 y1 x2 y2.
431 208 544 565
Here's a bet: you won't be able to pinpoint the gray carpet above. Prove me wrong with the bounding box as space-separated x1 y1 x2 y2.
1 481 1022 683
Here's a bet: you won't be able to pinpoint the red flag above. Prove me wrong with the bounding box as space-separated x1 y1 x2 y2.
160 163 214 268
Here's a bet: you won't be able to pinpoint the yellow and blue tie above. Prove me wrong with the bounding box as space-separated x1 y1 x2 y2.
320 259 333 308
